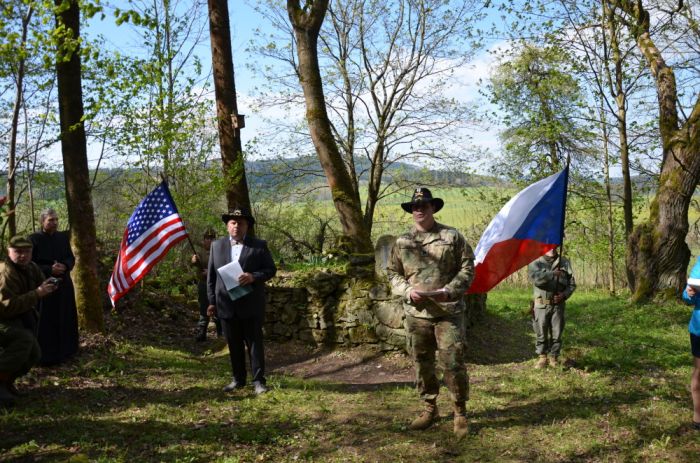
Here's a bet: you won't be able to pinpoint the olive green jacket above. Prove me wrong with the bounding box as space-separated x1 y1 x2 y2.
387 222 475 319
191 247 211 283
528 254 576 309
0 258 44 322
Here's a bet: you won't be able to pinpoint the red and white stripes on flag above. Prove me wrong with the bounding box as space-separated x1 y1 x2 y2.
107 182 188 306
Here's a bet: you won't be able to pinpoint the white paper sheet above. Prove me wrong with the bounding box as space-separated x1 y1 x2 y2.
217 260 244 290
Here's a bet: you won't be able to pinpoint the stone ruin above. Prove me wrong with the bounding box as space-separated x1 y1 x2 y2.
264 235 486 351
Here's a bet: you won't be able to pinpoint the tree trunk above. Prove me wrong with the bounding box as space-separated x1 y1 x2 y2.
54 0 104 332
615 0 700 300
206 0 252 214
7 6 33 239
627 158 695 300
603 0 634 288
601 104 616 295
364 141 385 235
287 0 372 254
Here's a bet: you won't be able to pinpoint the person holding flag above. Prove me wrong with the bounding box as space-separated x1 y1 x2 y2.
387 187 474 439
190 228 222 342
466 167 572 368
528 246 576 368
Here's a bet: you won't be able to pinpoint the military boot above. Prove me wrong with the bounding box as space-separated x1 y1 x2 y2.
453 401 468 439
409 400 438 430
548 355 559 368
535 354 548 369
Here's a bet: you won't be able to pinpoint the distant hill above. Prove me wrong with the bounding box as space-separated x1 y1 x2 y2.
0 159 659 197
245 155 502 189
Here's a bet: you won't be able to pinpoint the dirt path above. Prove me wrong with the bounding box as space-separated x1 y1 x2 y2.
266 341 415 388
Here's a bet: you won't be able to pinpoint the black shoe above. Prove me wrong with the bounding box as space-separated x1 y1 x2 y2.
253 382 268 395
223 381 244 392
195 331 206 342
693 421 700 431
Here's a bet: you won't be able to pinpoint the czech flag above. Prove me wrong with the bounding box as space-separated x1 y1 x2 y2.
468 167 569 293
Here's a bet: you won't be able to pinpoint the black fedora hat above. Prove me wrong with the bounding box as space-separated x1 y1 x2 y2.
221 207 255 225
401 187 444 213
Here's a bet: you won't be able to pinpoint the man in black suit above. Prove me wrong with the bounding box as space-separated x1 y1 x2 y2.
207 207 276 394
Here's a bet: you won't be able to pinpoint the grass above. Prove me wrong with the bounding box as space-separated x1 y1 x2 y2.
2 288 699 462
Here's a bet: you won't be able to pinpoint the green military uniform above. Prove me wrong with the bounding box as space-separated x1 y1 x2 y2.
0 255 45 394
528 253 576 358
387 221 475 403
192 243 222 340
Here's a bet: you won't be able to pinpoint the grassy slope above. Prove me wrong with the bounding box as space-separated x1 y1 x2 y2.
2 289 699 462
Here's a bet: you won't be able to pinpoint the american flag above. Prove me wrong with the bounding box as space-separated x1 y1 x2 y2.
108 182 188 306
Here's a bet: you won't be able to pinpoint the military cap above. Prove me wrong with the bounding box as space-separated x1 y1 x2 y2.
8 236 33 249
400 187 444 213
221 207 255 225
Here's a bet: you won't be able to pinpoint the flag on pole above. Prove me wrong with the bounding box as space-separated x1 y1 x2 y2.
468 167 569 294
108 182 188 306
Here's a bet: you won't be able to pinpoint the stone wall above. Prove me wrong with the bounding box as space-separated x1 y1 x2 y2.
264 270 486 351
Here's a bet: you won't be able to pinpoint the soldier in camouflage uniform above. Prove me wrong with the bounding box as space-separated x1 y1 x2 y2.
527 247 576 369
0 236 58 407
386 187 474 439
191 228 222 342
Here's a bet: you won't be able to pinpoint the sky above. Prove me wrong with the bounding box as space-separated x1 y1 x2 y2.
79 0 670 180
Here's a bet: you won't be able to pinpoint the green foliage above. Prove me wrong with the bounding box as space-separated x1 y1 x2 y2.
83 0 217 189
486 41 596 181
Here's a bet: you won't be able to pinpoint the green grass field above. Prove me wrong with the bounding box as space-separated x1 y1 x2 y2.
2 287 699 462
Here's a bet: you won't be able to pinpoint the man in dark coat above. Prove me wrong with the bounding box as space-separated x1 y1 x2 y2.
29 208 79 366
207 207 276 394
0 236 57 407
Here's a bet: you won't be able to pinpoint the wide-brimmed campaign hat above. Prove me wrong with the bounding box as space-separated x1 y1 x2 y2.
400 187 444 213
221 207 255 225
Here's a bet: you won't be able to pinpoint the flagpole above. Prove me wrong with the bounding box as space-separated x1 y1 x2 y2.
555 160 571 301
558 159 570 269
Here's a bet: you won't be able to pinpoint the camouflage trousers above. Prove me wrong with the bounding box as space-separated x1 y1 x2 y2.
405 313 469 402
0 321 40 377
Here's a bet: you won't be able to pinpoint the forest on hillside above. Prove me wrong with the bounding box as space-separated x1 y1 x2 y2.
2 0 700 328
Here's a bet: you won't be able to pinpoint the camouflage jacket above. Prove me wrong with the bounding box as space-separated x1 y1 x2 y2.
527 254 576 308
0 257 44 324
387 222 475 319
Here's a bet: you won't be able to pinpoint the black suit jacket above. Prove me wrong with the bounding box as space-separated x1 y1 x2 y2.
207 236 276 320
